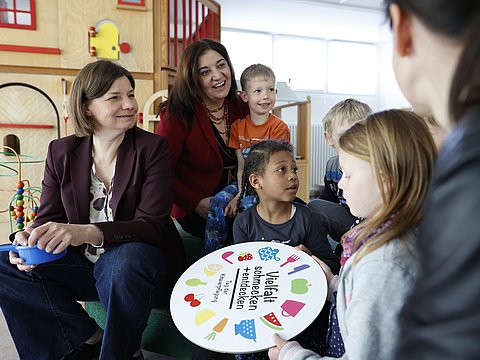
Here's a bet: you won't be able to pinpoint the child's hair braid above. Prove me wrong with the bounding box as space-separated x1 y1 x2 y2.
237 139 294 211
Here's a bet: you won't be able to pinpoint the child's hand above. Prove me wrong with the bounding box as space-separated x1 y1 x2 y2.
294 244 312 256
313 255 334 285
268 333 288 360
225 194 240 218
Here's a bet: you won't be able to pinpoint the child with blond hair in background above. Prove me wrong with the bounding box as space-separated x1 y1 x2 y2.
308 98 372 255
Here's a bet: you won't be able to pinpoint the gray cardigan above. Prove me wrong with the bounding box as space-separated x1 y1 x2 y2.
279 232 417 360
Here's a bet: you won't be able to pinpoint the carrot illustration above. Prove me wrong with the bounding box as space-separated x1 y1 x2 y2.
213 317 229 333
205 317 229 341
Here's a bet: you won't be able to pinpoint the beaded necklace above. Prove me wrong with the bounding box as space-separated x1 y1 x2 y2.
205 101 230 139
204 101 225 114
340 214 395 266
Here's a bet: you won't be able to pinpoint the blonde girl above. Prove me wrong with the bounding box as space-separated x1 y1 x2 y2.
269 109 436 360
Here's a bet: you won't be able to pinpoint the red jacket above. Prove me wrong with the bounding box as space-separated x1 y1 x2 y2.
156 97 249 219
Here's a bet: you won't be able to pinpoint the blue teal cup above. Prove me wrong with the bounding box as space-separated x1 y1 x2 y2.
0 244 67 265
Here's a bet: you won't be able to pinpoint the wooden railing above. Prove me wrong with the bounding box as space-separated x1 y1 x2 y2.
153 0 221 92
167 0 220 67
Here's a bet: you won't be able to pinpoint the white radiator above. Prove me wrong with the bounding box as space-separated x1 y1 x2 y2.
287 123 336 192
311 124 336 191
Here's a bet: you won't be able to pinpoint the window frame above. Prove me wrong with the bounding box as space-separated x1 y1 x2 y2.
0 0 36 30
117 0 146 8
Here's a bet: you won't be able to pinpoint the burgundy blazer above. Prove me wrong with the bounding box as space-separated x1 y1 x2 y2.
155 96 249 219
32 126 186 284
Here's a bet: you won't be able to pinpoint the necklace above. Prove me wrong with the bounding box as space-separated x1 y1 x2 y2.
204 101 225 113
215 121 230 136
340 214 395 266
205 104 228 125
207 101 230 143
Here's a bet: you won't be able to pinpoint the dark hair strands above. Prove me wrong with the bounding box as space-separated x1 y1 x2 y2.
159 39 241 130
449 13 480 122
237 140 294 210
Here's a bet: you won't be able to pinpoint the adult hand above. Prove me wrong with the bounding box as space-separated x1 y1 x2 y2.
10 227 37 272
268 333 289 360
27 222 103 254
195 197 212 219
313 255 334 285
225 193 240 218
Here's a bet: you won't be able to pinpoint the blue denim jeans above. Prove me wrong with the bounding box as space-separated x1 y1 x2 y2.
0 242 167 360
205 182 257 254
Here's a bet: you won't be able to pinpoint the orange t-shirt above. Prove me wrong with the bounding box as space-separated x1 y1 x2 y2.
228 113 290 150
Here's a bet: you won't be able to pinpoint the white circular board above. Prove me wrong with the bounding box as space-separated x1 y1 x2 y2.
170 242 327 354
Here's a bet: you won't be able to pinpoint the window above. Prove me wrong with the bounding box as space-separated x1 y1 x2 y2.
327 41 377 95
221 30 273 83
221 29 378 95
273 36 327 91
0 0 35 30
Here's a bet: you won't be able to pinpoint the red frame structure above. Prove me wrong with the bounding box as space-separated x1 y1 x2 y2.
167 0 219 67
118 0 145 7
0 0 36 30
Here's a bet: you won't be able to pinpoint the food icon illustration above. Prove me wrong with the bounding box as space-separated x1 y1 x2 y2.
258 246 280 261
290 278 310 294
195 309 216 326
287 264 310 275
186 278 207 287
259 312 284 331
280 300 306 318
204 263 223 277
221 250 235 264
184 293 204 307
235 319 257 341
280 254 300 267
205 317 229 341
238 252 253 261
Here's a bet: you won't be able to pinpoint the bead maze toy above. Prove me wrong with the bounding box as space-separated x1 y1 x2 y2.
1 145 41 233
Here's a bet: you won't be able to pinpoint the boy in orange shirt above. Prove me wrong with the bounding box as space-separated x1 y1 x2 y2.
205 64 290 253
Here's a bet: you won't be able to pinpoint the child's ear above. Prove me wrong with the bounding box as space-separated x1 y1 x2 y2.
324 131 334 146
249 173 261 189
239 91 249 103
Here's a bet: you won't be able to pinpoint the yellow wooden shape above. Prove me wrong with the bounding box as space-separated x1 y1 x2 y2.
89 21 120 60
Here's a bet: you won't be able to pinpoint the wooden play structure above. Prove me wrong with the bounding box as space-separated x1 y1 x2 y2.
272 98 311 202
0 0 221 240
0 0 221 135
